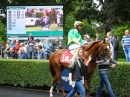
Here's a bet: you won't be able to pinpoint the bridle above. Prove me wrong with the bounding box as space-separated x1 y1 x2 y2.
84 41 111 60
101 42 111 59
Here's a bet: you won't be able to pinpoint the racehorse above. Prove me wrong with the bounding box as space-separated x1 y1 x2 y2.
49 40 111 97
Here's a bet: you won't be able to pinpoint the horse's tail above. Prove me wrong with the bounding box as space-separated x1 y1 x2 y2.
49 63 55 77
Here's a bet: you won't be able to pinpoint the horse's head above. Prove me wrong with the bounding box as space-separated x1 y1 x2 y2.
98 39 111 59
82 40 111 61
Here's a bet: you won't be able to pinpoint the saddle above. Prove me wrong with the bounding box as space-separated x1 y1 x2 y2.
60 50 73 64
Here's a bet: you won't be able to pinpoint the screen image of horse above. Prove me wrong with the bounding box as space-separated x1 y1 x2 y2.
49 40 111 97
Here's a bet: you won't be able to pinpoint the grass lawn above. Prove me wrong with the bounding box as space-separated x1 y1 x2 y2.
117 58 126 62
25 24 63 31
26 26 41 31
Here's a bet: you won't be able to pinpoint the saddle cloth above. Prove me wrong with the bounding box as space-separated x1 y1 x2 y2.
60 50 73 64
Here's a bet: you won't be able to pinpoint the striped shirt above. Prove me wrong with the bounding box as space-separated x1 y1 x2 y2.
97 56 116 73
121 35 130 46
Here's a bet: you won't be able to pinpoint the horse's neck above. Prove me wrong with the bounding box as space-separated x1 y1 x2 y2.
84 43 100 58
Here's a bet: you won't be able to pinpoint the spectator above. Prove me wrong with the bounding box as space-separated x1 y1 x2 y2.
19 47 28 59
37 45 47 60
83 35 88 45
10 39 16 48
10 48 18 59
24 41 28 53
32 8 36 18
28 38 35 59
34 39 43 58
53 37 62 51
56 8 63 27
35 39 43 47
14 40 20 53
18 43 26 54
106 32 114 59
28 33 34 41
43 39 53 59
24 41 29 59
95 33 102 41
95 55 116 97
40 10 51 30
83 35 91 45
121 30 130 62
5 40 10 58
113 36 119 61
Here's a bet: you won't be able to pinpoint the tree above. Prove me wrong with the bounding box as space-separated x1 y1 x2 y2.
97 0 130 32
0 22 6 42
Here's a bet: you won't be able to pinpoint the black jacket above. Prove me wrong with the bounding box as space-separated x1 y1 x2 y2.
69 58 87 81
10 51 18 59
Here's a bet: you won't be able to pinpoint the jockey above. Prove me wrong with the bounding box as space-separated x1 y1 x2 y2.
67 21 84 55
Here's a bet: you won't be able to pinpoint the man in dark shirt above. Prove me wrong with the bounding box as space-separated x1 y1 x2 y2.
95 33 102 41
112 36 119 61
10 48 18 59
40 10 51 30
28 38 35 59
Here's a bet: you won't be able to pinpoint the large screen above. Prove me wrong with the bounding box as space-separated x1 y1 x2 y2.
6 5 63 40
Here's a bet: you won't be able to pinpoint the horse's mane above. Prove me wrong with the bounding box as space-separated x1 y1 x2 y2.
84 40 101 50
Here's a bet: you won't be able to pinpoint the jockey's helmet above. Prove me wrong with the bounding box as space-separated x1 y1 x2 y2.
74 21 83 28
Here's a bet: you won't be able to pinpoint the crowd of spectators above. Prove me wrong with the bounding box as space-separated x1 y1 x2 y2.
5 37 62 60
5 32 119 61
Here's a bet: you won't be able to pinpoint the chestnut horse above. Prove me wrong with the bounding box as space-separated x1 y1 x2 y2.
49 40 111 97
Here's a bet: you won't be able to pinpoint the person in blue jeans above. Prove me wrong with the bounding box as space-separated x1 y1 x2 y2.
43 39 53 59
67 48 92 97
121 30 130 62
95 55 116 97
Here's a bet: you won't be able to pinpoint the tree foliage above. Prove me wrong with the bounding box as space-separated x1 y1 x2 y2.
0 22 6 42
1 0 130 42
112 23 130 43
97 0 130 32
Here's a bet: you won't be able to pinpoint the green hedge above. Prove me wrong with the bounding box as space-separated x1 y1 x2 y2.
118 51 125 58
0 59 130 96
0 59 52 87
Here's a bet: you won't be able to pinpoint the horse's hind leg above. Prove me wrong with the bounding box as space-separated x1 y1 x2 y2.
50 76 57 97
56 70 66 97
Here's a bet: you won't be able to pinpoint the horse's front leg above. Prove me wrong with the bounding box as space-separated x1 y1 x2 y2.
84 80 90 97
86 73 94 97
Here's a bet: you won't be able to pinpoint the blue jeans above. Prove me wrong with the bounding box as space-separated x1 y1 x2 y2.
67 81 86 97
28 52 34 59
95 72 115 97
124 47 130 62
6 52 10 57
